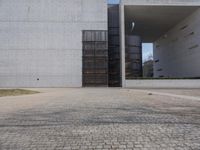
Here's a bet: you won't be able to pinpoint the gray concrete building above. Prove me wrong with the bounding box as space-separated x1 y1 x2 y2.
0 0 200 88
0 0 107 87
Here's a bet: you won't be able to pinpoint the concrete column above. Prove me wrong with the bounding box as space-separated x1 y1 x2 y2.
119 4 126 87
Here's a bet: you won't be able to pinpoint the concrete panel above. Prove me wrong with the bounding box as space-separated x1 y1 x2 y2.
0 0 82 22
0 0 107 22
81 0 107 22
0 23 81 50
121 0 200 6
125 80 200 89
0 49 82 87
154 8 200 78
0 0 107 87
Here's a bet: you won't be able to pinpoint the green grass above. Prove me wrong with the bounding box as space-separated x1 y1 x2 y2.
0 89 39 97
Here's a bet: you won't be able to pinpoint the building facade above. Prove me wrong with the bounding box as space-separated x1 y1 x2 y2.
0 0 107 87
1 0 200 88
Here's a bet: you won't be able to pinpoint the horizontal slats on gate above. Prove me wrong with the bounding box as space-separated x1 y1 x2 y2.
108 5 121 87
82 30 108 87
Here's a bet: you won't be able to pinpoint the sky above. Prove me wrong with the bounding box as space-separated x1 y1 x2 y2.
107 0 153 62
142 43 153 62
108 0 120 4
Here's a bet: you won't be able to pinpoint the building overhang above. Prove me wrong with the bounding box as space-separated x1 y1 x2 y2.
121 0 200 6
124 5 200 42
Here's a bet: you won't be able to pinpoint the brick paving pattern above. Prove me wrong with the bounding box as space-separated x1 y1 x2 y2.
0 88 200 150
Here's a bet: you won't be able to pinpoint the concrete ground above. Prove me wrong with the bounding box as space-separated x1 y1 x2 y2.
0 88 200 150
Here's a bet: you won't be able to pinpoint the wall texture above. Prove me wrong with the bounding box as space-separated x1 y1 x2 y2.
154 8 200 78
0 0 107 87
121 0 200 5
125 79 200 89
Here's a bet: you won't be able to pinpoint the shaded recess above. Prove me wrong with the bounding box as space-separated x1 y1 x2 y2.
108 4 121 87
124 6 199 42
125 36 143 79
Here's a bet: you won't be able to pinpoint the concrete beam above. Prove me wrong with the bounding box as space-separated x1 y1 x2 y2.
121 0 200 6
125 79 200 89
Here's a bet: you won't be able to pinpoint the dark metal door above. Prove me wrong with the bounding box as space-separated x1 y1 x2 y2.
82 31 108 87
108 5 121 87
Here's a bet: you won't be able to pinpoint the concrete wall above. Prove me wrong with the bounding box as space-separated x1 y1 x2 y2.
0 0 107 87
121 0 200 6
125 79 200 89
154 8 200 78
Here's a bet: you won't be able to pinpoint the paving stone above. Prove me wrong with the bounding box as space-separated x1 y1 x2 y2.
0 88 200 150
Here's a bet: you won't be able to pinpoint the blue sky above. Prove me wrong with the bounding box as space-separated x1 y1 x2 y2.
142 43 153 62
108 0 120 4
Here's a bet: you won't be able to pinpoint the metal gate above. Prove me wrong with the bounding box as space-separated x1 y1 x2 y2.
108 4 121 87
82 30 108 87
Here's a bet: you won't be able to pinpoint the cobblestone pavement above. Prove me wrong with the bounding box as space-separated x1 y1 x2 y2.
0 88 200 150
